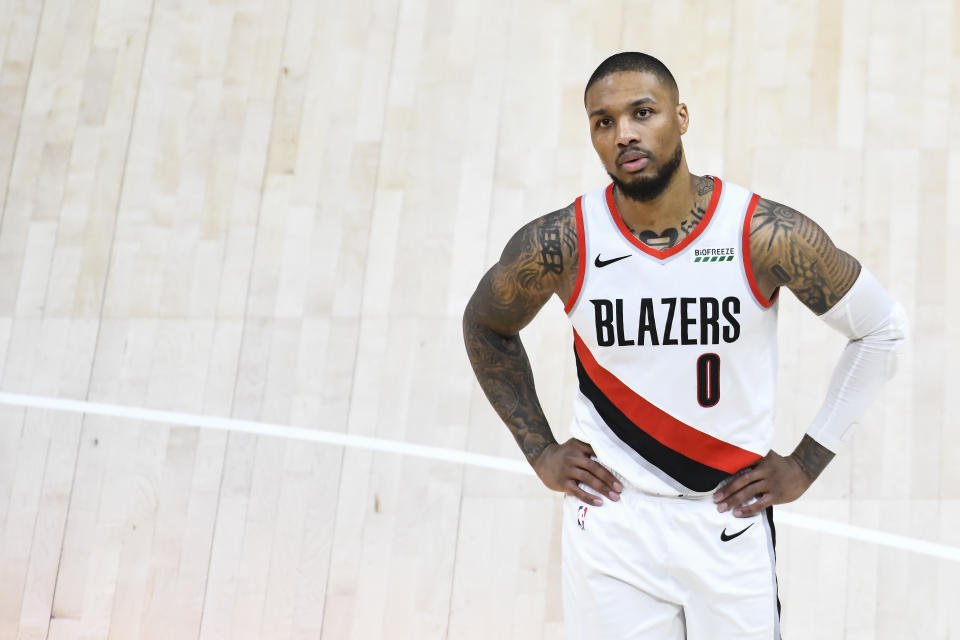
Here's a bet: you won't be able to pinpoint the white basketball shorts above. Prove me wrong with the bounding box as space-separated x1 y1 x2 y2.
561 484 781 639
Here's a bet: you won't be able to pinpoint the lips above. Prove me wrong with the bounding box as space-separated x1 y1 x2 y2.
618 149 650 172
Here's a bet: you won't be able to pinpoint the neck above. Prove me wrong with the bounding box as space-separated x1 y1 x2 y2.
613 163 698 231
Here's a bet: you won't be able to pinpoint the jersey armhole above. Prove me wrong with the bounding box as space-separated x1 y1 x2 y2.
741 193 779 308
563 196 586 314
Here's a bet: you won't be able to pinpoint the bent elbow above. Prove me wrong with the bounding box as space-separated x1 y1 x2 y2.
888 302 909 346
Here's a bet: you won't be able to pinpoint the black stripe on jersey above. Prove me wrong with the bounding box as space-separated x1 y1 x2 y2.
765 506 782 619
575 352 728 492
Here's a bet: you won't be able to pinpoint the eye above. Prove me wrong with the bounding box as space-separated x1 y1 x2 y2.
635 108 652 118
597 117 613 128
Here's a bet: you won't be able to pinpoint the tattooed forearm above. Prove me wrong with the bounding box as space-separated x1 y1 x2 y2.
788 434 835 483
463 307 557 461
462 204 577 462
750 198 861 314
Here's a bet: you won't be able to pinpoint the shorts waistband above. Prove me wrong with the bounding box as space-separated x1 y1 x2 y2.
607 467 715 502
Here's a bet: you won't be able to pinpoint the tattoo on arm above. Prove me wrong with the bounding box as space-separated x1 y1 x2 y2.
463 205 577 462
463 310 556 460
751 200 797 250
537 226 564 274
749 198 861 314
789 434 835 482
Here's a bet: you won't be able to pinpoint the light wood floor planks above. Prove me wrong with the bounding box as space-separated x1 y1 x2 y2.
0 0 957 638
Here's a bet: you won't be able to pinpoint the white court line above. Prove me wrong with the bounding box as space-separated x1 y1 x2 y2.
1 391 958 563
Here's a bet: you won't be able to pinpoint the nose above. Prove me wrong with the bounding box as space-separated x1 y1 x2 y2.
615 117 639 147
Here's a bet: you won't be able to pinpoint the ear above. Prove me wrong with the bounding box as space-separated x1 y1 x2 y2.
676 103 689 135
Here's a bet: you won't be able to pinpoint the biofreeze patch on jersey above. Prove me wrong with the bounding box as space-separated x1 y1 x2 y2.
693 247 735 256
693 247 736 263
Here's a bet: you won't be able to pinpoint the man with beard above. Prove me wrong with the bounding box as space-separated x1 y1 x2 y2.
462 52 907 639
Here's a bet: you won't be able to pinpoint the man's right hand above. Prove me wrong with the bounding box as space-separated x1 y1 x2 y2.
531 438 623 506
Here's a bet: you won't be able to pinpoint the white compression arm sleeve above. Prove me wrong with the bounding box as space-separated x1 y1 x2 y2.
805 267 909 452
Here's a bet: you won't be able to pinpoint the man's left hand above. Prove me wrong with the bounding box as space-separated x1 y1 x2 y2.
712 451 812 518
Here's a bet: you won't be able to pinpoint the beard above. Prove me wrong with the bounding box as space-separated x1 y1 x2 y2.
607 141 684 203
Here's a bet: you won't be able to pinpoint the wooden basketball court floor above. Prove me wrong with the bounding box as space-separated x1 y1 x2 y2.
0 0 957 638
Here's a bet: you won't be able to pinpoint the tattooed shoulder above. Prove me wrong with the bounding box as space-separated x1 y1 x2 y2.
500 202 578 292
749 197 861 315
469 203 578 333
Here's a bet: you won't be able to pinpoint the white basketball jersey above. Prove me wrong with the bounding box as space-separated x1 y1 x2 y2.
565 176 779 496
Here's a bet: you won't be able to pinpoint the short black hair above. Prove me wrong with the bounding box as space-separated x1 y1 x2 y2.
584 52 679 105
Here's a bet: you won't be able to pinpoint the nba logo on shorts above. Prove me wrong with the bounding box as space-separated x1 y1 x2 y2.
577 505 588 529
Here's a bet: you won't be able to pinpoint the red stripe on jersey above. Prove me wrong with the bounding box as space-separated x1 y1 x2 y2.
573 331 761 473
564 197 586 314
605 176 723 260
742 193 779 308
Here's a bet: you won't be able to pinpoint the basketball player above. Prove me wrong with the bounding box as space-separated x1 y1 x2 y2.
462 52 907 639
